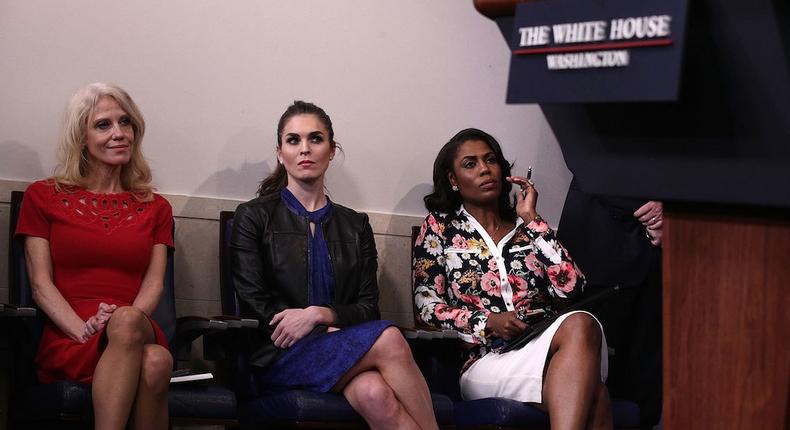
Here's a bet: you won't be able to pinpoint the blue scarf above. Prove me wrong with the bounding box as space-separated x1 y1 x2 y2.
280 188 335 306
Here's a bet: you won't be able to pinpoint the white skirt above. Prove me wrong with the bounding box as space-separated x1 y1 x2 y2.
459 310 608 404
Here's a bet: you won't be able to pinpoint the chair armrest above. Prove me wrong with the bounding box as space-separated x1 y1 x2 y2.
202 316 259 361
0 303 37 318
210 315 260 329
211 316 242 329
173 316 229 361
176 315 229 334
400 325 462 340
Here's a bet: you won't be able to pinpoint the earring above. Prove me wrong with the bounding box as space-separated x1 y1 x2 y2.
452 185 459 192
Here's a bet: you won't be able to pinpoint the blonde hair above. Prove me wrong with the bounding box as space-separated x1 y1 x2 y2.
53 82 153 201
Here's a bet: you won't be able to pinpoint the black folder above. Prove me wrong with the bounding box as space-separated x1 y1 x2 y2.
499 285 621 353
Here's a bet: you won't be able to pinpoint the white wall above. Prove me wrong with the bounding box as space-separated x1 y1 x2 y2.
0 1 571 224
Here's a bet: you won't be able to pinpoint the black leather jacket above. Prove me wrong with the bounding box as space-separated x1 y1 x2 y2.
230 193 380 369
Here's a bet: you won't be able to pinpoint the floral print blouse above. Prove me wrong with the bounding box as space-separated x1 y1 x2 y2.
413 207 586 372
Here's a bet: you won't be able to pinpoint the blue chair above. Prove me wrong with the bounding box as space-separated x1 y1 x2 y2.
7 190 238 429
409 226 641 430
218 211 455 429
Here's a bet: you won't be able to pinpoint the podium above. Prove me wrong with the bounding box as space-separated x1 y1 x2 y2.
663 205 790 429
663 206 790 429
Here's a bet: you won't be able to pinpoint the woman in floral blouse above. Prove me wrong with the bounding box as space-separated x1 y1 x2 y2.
414 128 613 429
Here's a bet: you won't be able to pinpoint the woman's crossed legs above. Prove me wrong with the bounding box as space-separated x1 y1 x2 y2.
92 306 172 430
332 327 439 430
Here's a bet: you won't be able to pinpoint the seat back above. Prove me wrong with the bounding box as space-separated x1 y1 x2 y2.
9 191 48 393
218 211 240 317
7 192 48 424
150 224 177 344
217 210 262 402
9 191 33 307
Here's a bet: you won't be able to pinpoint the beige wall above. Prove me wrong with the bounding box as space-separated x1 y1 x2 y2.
0 0 575 374
0 4 571 427
0 0 572 223
0 179 421 327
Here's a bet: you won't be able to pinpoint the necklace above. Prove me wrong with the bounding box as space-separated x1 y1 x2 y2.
492 219 501 234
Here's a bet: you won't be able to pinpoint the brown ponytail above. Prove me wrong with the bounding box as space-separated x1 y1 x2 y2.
257 163 288 197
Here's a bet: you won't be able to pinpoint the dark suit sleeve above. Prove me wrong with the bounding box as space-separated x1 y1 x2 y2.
330 214 380 326
558 177 656 287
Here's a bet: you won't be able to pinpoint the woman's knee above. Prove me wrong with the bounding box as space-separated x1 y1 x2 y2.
371 326 412 361
557 313 601 349
347 373 400 421
139 344 173 395
106 306 149 345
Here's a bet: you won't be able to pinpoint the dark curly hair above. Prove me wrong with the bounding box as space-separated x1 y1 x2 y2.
423 128 517 223
257 100 339 197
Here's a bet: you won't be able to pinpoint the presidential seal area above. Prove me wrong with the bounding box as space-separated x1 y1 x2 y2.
546 50 629 70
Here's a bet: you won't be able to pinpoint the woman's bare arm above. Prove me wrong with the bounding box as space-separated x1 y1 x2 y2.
25 236 89 343
131 244 168 316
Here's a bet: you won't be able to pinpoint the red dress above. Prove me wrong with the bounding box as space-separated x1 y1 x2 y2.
15 180 173 384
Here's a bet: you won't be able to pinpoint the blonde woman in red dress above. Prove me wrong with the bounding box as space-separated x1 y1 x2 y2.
16 82 173 429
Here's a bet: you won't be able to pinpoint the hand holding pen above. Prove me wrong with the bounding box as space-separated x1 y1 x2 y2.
506 166 539 224
523 166 532 197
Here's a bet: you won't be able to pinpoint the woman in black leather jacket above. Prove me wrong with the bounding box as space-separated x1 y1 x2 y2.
230 101 438 430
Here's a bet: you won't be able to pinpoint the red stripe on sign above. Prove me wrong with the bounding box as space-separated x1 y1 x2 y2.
514 38 672 55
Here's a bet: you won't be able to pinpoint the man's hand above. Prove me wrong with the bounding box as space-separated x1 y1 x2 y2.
634 201 663 247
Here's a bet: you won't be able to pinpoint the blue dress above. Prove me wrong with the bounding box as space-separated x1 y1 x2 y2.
256 320 393 392
255 189 392 393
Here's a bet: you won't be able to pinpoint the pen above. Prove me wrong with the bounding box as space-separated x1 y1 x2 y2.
521 167 533 198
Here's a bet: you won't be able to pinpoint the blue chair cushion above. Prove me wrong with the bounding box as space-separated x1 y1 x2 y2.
239 390 455 426
430 393 455 425
168 384 238 420
454 397 640 428
611 399 641 428
26 380 236 421
239 390 362 425
28 381 93 418
454 397 549 427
